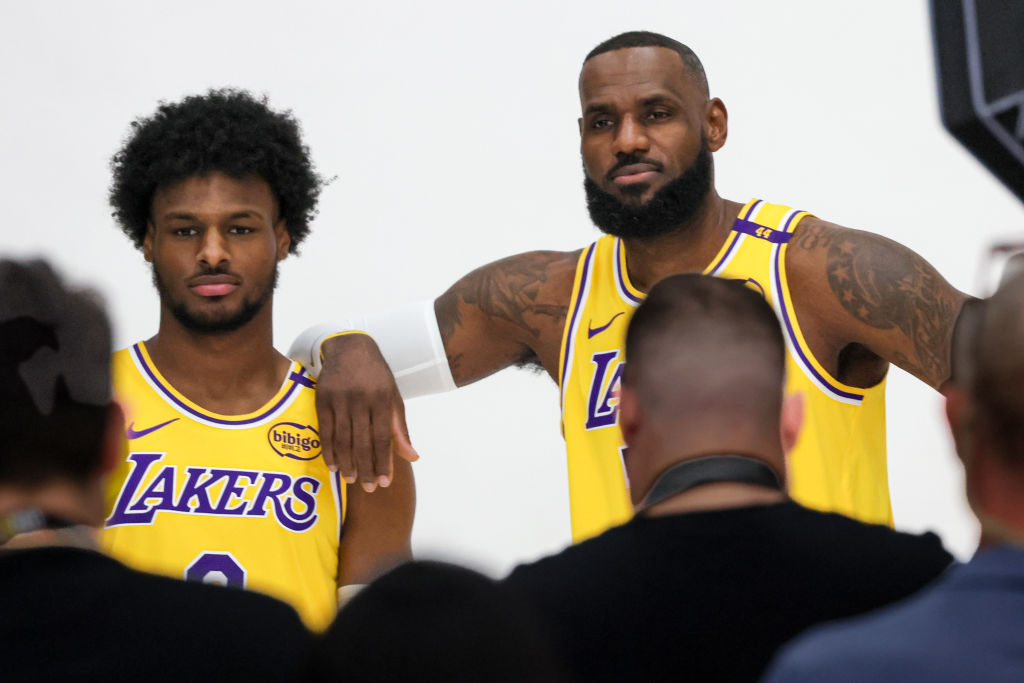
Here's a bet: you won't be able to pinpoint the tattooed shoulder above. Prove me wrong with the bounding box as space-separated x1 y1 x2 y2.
789 218 964 386
436 249 581 348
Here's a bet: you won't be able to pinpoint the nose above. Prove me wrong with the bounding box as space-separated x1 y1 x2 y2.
197 229 230 267
612 114 649 157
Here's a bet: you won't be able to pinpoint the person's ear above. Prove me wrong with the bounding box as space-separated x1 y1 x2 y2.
705 97 728 152
780 392 804 454
143 223 156 263
275 220 290 261
619 385 641 446
100 402 126 476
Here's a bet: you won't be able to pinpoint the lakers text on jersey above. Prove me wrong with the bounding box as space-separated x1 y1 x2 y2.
558 199 890 543
100 342 344 630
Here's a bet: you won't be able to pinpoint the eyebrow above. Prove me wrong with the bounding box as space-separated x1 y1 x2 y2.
162 210 265 221
583 92 682 117
583 103 615 117
639 94 680 108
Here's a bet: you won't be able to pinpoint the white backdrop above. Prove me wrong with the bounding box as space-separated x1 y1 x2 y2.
4 1 1022 575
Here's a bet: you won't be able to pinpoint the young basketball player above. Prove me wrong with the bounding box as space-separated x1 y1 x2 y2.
100 90 414 630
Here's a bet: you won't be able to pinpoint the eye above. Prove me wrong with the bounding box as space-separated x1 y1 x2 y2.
172 226 198 237
591 117 614 130
647 109 672 121
229 226 255 235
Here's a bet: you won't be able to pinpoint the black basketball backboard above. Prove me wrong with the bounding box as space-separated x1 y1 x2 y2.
931 0 1024 203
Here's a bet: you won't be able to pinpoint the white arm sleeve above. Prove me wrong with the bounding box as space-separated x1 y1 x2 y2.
287 300 457 399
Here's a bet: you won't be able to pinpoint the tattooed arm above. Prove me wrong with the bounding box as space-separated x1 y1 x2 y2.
314 249 579 487
786 218 969 389
436 250 581 384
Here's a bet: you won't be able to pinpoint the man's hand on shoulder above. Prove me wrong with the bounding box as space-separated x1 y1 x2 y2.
787 218 969 389
317 333 417 491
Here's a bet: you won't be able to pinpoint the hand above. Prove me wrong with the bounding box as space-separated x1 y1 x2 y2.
315 333 419 491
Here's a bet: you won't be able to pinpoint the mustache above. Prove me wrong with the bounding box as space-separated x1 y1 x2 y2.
606 154 665 180
191 264 239 278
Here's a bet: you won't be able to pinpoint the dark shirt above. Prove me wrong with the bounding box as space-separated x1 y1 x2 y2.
763 544 1024 682
0 546 312 682
504 501 953 683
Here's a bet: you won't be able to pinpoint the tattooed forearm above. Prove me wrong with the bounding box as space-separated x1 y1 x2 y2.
823 229 962 386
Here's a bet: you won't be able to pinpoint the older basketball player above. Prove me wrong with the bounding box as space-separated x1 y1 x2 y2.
293 31 968 542
101 90 414 629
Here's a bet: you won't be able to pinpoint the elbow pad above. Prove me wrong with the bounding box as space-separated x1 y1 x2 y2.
288 300 456 399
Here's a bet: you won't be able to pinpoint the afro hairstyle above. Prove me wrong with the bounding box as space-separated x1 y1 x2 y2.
109 88 323 253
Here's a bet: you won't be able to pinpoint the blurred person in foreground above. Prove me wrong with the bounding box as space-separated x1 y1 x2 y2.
307 560 570 682
0 259 311 682
503 274 953 682
763 278 1024 682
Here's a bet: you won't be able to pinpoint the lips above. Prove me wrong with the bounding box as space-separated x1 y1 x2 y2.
188 273 241 297
609 162 662 185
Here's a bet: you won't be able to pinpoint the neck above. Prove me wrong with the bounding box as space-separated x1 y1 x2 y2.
147 303 289 415
649 420 785 467
620 192 741 292
976 511 1024 550
644 480 787 517
631 429 788 517
0 480 102 550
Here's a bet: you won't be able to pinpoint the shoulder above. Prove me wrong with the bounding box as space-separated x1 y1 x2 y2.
3 549 312 680
121 565 312 678
764 590 952 683
477 248 583 299
785 216 901 275
504 521 635 598
789 505 953 575
115 560 310 641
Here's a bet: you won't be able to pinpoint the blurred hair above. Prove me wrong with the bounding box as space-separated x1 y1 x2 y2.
585 30 709 95
307 561 569 682
0 260 112 486
947 297 985 388
971 274 1024 467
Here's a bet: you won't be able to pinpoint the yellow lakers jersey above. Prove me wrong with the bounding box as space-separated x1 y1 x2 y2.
100 342 344 630
559 198 890 543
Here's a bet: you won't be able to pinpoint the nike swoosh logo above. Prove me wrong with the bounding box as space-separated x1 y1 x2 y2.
126 418 180 440
587 312 624 339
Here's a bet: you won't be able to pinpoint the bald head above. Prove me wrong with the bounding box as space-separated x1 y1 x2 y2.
972 273 1024 466
623 274 785 430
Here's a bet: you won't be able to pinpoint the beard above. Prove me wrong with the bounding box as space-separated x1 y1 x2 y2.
152 264 277 334
584 137 713 240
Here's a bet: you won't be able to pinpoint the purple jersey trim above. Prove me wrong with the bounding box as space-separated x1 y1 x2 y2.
614 239 644 304
771 214 865 402
290 370 316 389
131 343 306 426
730 217 794 244
560 243 597 393
706 200 762 276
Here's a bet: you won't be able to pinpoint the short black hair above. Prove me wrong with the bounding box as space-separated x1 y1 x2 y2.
0 260 112 486
624 274 785 423
109 88 323 253
585 31 709 96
